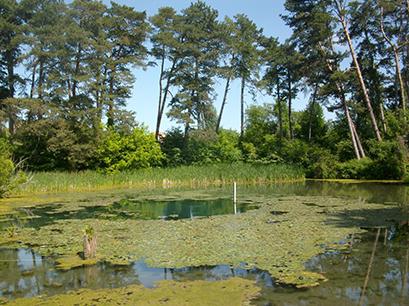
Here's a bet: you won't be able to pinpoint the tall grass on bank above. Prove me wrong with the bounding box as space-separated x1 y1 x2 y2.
17 163 304 194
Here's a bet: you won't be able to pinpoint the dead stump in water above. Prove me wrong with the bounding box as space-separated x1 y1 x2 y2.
83 225 97 259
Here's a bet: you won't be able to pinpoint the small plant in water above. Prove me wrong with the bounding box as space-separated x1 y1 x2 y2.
83 225 97 259
5 224 18 237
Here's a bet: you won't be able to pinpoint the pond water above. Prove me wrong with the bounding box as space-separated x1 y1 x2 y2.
1 225 408 304
1 181 409 304
0 198 257 230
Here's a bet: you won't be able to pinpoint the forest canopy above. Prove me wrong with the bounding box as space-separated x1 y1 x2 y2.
0 0 408 180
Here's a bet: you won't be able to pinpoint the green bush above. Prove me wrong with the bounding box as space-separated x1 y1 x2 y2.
96 127 164 173
305 148 338 179
0 139 27 197
162 129 242 166
365 140 405 179
335 158 373 179
333 140 405 180
212 130 242 163
161 128 187 166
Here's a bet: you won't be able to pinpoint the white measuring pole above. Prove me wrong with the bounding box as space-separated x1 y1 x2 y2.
233 182 237 214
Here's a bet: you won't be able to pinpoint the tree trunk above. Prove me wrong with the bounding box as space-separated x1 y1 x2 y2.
107 69 115 128
341 85 361 159
380 102 387 133
38 59 44 100
155 55 176 140
72 43 82 98
308 84 319 141
30 61 37 99
240 77 245 138
353 122 366 158
216 76 231 134
288 73 293 140
394 48 406 111
277 74 283 138
28 60 38 122
335 0 382 141
155 53 165 140
6 50 15 134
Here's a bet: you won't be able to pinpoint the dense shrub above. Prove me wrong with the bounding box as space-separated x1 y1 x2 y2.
0 138 27 197
96 127 164 173
212 130 242 163
162 129 242 166
13 119 97 171
304 147 338 179
161 128 187 166
364 140 405 179
335 158 373 179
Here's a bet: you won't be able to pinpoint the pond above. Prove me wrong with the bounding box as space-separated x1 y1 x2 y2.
0 181 408 305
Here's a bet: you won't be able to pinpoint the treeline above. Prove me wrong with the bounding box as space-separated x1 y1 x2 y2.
0 0 408 179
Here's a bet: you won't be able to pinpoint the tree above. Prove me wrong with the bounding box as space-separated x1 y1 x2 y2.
283 0 366 159
215 17 237 134
150 7 181 140
0 0 25 133
167 1 220 135
103 3 150 127
378 0 408 111
299 101 327 142
229 14 262 137
259 36 287 138
332 0 383 141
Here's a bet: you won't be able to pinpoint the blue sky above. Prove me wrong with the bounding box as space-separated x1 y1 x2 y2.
103 0 309 132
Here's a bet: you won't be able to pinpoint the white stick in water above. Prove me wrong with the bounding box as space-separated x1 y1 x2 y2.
233 182 237 214
233 182 237 203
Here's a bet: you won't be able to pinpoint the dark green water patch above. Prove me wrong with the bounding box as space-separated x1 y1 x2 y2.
0 198 258 229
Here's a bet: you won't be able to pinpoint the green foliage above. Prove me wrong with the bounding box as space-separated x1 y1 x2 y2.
13 117 97 171
364 140 405 180
96 127 164 173
243 104 276 146
298 102 327 143
212 130 242 163
0 138 27 197
161 128 186 166
161 128 241 166
335 158 373 179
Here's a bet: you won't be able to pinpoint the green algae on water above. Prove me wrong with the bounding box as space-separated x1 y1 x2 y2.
5 278 260 306
1 193 405 288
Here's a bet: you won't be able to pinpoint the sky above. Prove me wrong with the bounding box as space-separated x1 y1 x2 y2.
102 0 308 133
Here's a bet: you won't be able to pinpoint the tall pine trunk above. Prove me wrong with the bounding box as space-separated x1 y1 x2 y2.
335 0 382 141
308 84 319 141
216 76 231 134
288 73 293 140
155 55 176 140
38 59 44 100
240 77 245 138
72 43 82 98
6 50 15 134
155 53 165 140
107 69 115 128
277 74 283 138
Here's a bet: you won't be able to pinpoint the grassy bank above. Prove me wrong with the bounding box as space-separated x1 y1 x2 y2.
17 163 304 195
